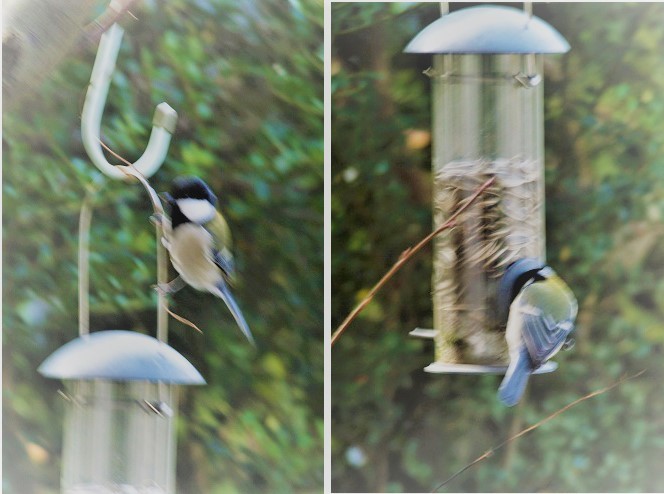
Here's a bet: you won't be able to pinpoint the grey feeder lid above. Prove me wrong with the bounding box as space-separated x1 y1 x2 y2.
38 330 206 384
404 5 570 54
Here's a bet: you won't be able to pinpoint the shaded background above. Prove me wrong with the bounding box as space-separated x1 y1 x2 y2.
332 2 664 492
3 0 323 492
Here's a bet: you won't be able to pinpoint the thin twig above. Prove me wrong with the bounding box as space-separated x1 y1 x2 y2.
99 139 203 336
164 305 203 334
331 176 496 347
431 369 647 492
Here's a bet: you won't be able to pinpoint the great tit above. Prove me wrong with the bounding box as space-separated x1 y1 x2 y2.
498 259 577 406
160 176 255 345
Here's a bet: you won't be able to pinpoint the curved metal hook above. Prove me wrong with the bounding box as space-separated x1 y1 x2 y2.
81 23 178 180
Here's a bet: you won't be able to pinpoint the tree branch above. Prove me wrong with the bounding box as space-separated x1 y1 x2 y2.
331 176 496 347
431 369 647 492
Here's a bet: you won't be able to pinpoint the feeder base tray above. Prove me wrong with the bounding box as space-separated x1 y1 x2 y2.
423 360 558 375
410 328 558 375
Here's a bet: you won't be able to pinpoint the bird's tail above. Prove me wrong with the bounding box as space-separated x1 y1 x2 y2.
498 348 532 407
214 280 256 346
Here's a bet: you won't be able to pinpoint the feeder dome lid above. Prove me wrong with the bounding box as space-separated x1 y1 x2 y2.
404 5 570 54
38 330 206 384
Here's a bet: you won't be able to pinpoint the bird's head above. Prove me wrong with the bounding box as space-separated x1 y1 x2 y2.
167 176 218 224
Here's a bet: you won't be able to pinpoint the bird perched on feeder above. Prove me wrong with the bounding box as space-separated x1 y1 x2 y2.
497 258 577 406
159 176 255 345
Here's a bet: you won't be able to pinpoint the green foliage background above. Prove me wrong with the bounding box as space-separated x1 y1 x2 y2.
3 0 323 492
332 3 664 493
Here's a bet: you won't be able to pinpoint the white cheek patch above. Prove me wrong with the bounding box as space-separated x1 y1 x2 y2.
177 198 216 224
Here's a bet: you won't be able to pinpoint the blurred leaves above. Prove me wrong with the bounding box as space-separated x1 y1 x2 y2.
332 2 664 493
3 0 322 492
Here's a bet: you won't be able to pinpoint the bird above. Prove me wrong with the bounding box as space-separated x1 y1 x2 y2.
159 176 255 345
497 259 577 406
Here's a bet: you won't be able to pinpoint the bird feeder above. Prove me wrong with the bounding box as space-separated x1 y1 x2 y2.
405 5 570 373
38 15 205 493
39 331 205 494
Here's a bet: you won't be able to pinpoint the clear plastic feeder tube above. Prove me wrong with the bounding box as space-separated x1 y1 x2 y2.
430 53 546 366
61 380 178 494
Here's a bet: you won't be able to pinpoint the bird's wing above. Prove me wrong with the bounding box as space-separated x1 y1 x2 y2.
205 211 236 282
516 277 576 367
520 307 572 367
213 248 235 282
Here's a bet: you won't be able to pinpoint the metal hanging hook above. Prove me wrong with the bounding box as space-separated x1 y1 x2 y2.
81 11 177 180
78 2 174 343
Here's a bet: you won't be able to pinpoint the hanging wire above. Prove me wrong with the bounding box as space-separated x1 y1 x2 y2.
77 174 171 342
524 2 533 18
78 185 100 337
156 220 169 343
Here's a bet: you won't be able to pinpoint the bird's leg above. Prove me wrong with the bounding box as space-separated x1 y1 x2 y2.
154 276 186 295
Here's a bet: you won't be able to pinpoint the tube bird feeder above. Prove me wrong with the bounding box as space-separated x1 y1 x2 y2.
39 331 205 493
405 5 570 373
37 13 205 492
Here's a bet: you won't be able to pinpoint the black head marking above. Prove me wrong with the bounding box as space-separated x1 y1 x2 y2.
168 201 189 229
170 176 217 205
166 176 217 228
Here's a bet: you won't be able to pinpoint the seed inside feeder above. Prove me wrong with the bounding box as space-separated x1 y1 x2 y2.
432 158 544 364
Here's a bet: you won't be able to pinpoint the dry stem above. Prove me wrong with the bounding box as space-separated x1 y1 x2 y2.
331 176 496 347
99 139 203 335
431 369 647 492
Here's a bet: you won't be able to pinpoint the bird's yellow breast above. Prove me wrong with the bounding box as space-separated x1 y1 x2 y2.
168 224 222 290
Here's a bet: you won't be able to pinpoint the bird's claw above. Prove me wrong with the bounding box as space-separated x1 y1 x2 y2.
152 283 171 296
149 213 164 226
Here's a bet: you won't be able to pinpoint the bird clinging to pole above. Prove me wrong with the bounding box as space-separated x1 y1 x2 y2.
159 176 255 345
